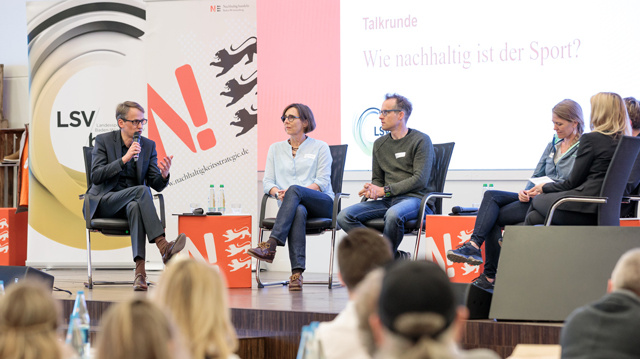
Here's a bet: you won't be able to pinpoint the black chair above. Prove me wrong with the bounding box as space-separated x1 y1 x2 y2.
545 136 640 226
80 146 166 288
255 144 349 289
362 142 454 258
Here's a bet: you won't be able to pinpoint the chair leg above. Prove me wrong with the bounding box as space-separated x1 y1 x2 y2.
328 229 336 289
255 228 288 288
85 230 93 289
413 228 424 261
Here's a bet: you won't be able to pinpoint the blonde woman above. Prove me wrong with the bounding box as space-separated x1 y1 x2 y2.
526 92 632 225
0 281 72 359
447 99 584 293
95 298 186 359
154 257 239 359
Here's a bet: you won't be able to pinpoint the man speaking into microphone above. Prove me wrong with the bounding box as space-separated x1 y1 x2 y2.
86 101 185 291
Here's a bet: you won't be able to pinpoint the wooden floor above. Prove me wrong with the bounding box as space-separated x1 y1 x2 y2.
45 268 561 359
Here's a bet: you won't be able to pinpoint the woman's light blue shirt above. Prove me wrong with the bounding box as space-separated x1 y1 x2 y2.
263 137 334 201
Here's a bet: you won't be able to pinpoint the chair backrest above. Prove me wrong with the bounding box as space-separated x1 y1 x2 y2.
428 142 455 214
83 146 93 190
598 136 640 225
329 144 348 195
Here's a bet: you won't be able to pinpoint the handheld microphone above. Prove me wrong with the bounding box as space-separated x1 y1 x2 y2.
133 132 141 162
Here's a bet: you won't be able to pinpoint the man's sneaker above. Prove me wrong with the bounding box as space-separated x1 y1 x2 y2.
447 241 483 265
396 250 412 260
472 273 495 293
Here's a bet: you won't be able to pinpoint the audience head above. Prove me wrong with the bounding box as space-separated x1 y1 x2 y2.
384 93 413 122
354 268 386 356
623 96 640 132
552 99 585 139
0 281 63 359
371 260 461 359
590 92 631 137
282 103 316 133
610 248 640 296
154 257 237 359
95 298 182 359
338 228 393 291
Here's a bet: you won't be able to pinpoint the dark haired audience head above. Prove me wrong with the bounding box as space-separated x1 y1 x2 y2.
624 96 640 136
358 260 499 359
378 260 457 342
281 103 316 133
384 93 413 121
338 228 393 291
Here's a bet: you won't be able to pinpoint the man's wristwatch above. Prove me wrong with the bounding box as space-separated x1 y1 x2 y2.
384 185 391 197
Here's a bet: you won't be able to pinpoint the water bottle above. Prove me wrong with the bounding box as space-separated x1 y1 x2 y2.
218 184 226 213
0 280 4 296
70 291 90 356
208 184 216 212
66 314 85 357
489 183 494 191
480 183 488 201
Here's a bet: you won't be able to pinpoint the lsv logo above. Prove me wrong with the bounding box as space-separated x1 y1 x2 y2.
147 64 217 160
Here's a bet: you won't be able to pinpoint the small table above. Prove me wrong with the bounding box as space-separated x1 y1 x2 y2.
175 214 252 288
422 215 485 283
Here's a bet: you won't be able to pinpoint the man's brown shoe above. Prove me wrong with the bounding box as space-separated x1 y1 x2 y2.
133 273 148 291
162 233 187 265
246 242 276 263
289 273 303 291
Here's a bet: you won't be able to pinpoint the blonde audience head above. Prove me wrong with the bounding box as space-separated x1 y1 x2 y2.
590 92 631 138
0 281 63 359
154 257 238 359
610 248 640 296
354 268 386 356
95 298 182 359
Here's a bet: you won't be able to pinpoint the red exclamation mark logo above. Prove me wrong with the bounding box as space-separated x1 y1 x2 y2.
148 64 216 159
175 65 216 151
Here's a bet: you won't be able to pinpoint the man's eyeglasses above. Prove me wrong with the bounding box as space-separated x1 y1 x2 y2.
380 109 402 117
123 119 148 126
281 115 301 122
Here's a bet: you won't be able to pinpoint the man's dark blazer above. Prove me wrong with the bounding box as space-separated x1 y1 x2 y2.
560 289 640 359
86 130 169 219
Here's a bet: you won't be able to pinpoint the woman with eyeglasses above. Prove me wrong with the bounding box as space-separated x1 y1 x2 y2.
447 99 584 293
247 103 334 291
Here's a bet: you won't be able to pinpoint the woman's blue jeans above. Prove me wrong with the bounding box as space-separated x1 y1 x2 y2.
269 185 334 271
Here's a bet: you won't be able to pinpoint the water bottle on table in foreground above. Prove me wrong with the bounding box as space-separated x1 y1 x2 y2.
67 290 91 357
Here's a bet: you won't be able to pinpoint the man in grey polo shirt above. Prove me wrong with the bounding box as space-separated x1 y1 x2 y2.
338 93 434 259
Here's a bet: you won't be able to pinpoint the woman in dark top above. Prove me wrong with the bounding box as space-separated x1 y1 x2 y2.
525 92 632 225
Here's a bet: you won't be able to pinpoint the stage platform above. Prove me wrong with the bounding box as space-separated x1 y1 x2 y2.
46 268 561 359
